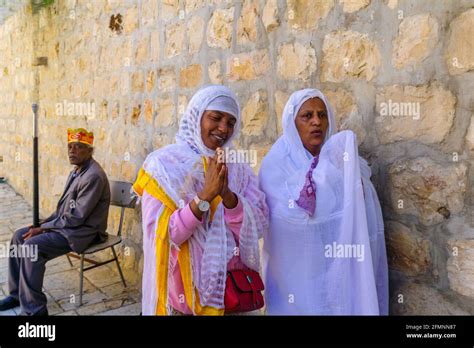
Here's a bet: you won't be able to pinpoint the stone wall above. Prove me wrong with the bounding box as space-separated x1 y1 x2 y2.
0 0 473 314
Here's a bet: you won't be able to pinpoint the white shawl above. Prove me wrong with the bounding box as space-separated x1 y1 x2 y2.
259 89 388 315
142 85 268 312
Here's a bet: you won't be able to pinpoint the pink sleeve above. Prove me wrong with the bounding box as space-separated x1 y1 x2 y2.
170 197 244 245
224 196 244 240
169 203 203 246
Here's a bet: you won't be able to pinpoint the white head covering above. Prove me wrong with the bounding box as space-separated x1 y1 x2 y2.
259 88 388 315
206 95 239 119
282 88 337 162
140 85 268 314
176 85 240 156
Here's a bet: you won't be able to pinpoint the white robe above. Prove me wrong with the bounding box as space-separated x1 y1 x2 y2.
259 89 388 315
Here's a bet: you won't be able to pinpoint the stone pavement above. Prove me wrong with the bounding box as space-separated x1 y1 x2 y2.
0 183 141 316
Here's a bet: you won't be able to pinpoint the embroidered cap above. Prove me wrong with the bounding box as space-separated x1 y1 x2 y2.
67 128 94 146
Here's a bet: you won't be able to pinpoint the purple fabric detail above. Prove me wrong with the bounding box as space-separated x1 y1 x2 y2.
295 155 319 216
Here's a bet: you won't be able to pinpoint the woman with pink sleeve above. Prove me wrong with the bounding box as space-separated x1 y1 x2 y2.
134 85 269 315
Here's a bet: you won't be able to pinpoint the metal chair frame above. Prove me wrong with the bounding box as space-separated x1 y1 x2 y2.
65 180 136 306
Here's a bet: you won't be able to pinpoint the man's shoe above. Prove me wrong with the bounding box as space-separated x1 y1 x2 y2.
19 308 49 316
35 307 49 316
0 296 20 311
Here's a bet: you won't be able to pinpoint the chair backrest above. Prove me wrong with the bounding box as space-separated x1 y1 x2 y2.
109 180 137 237
110 180 136 208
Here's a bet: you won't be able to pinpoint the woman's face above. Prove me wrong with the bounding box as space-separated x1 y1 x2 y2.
294 97 329 157
200 110 237 150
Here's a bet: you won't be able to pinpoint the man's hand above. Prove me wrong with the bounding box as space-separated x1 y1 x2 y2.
22 227 44 241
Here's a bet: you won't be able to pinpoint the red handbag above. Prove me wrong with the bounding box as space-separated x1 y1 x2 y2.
224 269 265 313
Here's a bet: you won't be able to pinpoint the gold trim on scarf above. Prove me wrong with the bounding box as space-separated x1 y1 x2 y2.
133 166 224 316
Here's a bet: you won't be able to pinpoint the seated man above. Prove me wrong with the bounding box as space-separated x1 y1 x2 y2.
0 128 110 315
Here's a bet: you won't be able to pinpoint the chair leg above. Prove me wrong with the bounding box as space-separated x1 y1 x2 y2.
79 254 85 306
66 254 74 267
111 246 127 288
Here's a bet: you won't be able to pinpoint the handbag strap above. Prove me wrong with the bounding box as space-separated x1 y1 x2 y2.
246 272 259 307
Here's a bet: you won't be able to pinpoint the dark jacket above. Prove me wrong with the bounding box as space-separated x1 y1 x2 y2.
41 158 110 253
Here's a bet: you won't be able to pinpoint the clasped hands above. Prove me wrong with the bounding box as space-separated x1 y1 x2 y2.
198 147 237 209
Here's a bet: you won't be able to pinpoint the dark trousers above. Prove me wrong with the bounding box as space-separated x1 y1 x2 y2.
8 226 71 315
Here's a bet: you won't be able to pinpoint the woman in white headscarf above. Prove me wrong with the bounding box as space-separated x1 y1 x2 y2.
259 88 388 315
133 85 268 315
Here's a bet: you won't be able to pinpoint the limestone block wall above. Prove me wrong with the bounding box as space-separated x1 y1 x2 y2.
0 0 473 314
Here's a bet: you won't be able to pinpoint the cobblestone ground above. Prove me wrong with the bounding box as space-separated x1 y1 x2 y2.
0 183 141 315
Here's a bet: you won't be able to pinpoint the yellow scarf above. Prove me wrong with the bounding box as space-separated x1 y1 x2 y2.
133 157 224 315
